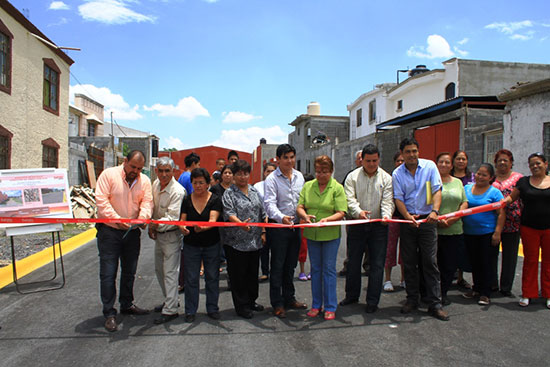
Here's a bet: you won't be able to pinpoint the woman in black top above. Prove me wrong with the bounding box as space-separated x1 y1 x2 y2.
179 168 222 322
504 153 550 309
210 164 233 270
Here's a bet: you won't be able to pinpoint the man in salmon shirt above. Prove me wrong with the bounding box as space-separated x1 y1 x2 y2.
95 150 153 332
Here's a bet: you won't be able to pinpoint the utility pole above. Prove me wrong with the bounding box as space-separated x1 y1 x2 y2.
111 111 115 166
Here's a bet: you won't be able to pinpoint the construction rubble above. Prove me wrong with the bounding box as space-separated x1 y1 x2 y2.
70 185 97 219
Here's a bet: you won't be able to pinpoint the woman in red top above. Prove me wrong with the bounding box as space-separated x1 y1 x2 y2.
492 149 523 296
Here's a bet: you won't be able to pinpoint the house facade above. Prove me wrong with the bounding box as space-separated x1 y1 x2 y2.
0 0 74 170
499 78 550 176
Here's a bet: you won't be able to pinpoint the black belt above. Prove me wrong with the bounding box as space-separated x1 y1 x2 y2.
158 227 179 234
412 214 429 220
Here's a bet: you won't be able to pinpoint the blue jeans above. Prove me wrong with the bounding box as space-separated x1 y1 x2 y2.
345 223 388 306
96 225 141 318
308 238 340 312
269 227 300 308
184 244 220 315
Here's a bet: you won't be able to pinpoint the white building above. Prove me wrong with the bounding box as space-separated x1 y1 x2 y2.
499 79 550 176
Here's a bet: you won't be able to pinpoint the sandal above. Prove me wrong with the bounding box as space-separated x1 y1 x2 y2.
383 280 394 292
298 272 308 281
519 297 529 307
306 308 322 317
324 311 335 320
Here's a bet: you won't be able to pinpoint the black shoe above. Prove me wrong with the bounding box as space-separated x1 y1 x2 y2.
154 302 180 312
184 314 195 323
365 304 378 313
207 312 221 320
237 310 253 319
339 298 359 306
154 313 178 324
251 303 264 312
400 302 418 314
120 305 150 315
442 296 451 306
500 290 512 297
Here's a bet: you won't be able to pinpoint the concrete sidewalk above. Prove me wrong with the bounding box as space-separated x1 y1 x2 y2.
0 230 548 366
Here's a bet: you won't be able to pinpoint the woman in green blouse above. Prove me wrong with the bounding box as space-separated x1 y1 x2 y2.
297 155 347 320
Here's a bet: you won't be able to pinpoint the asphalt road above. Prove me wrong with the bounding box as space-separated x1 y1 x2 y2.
0 230 548 367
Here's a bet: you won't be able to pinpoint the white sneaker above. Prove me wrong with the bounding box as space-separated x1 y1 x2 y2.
383 280 394 292
546 299 550 309
399 280 406 289
519 297 529 307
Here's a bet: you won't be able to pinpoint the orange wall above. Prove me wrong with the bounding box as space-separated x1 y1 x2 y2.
159 145 252 180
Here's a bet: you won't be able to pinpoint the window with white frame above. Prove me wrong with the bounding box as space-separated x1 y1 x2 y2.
368 100 376 123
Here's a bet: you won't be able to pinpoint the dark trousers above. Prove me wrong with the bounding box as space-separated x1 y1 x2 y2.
465 233 499 297
178 243 185 288
400 222 442 310
225 245 260 312
345 223 388 305
260 235 271 276
183 244 220 315
342 226 370 272
437 234 464 296
97 225 141 318
269 227 300 308
498 231 520 293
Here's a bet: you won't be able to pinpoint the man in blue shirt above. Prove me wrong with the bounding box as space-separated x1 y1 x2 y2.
264 144 307 318
392 137 449 321
177 152 200 195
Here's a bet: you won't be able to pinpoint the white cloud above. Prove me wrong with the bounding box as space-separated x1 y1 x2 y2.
457 38 469 45
510 31 535 41
485 20 533 34
143 97 210 120
407 34 455 59
70 84 143 121
453 46 468 57
485 20 537 41
49 1 69 10
210 126 287 153
48 17 69 27
222 111 262 124
163 136 187 150
78 0 156 24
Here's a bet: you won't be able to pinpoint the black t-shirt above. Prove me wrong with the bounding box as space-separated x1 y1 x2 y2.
180 193 222 246
209 183 227 198
516 176 550 230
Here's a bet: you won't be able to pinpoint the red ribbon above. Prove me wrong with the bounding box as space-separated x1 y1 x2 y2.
0 201 505 228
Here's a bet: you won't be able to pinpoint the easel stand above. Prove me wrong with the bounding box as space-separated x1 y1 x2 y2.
6 224 66 294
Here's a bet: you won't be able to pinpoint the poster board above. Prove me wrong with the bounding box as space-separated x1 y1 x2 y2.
0 168 72 234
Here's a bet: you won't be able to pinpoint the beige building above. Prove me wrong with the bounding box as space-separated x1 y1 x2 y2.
0 0 74 169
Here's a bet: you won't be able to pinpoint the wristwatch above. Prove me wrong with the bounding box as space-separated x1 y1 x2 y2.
431 209 440 215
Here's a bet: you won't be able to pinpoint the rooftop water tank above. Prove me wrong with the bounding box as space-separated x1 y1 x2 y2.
307 101 320 116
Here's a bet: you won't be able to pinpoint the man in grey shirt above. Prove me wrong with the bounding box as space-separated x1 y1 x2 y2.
264 144 307 318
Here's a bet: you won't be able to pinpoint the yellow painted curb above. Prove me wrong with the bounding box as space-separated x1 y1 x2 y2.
0 228 97 290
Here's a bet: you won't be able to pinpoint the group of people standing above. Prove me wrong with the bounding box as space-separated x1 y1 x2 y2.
94 138 550 332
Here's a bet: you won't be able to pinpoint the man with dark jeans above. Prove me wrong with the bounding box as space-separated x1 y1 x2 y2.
340 144 394 313
392 137 448 321
264 144 306 318
95 150 153 332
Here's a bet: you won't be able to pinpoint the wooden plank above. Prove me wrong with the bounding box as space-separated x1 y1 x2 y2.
86 160 97 189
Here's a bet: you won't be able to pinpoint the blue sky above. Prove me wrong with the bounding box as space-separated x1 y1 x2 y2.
10 0 550 152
